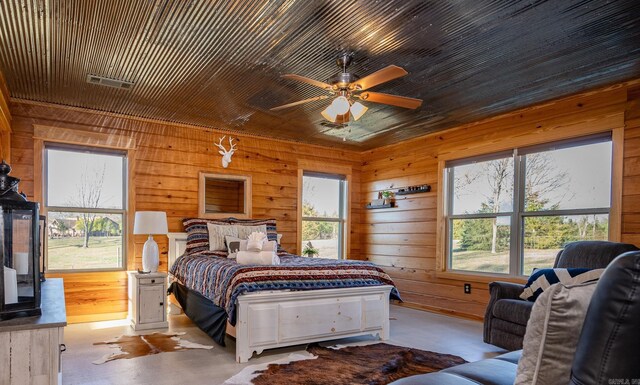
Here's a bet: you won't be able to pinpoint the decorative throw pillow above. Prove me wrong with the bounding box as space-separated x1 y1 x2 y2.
207 223 238 251
226 218 278 242
515 280 598 385
183 218 231 254
520 268 604 301
225 236 247 258
236 225 268 240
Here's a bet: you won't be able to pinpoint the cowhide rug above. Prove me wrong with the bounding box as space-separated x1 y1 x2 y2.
224 342 467 385
92 332 213 364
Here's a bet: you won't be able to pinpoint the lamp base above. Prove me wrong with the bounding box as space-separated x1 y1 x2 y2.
142 235 159 273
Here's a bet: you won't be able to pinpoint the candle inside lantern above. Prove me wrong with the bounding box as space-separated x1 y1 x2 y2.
14 252 29 275
3 267 18 304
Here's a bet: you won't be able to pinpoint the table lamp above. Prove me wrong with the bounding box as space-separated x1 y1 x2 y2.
133 211 168 273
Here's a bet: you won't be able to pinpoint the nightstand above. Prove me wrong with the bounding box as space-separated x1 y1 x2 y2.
127 271 168 331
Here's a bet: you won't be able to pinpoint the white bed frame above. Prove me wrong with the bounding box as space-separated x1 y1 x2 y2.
167 232 392 363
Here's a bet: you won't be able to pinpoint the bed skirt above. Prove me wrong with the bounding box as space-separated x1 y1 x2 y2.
168 282 228 346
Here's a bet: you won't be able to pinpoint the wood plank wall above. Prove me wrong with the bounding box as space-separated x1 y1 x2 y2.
0 71 11 161
360 82 640 320
623 87 640 247
4 79 639 323
8 101 363 322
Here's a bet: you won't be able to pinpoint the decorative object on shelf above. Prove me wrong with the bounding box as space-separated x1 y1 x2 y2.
133 211 168 273
396 184 431 195
302 241 319 258
365 202 394 209
367 189 396 209
213 136 237 168
370 198 385 206
380 190 395 205
0 160 42 320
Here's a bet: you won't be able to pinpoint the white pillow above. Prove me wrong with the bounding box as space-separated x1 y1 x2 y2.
235 224 267 239
515 280 598 385
225 236 247 258
207 223 238 251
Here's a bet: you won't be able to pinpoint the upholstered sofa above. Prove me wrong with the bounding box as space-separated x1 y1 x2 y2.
391 250 640 385
483 241 638 351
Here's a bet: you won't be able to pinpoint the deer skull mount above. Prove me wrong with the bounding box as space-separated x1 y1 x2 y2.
214 136 237 168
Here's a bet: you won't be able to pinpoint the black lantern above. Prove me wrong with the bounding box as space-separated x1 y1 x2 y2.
0 161 41 320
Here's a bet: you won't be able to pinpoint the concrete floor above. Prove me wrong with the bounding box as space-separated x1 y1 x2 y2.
62 305 505 385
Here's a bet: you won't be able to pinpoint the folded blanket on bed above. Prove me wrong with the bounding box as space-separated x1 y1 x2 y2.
236 250 280 265
247 232 267 251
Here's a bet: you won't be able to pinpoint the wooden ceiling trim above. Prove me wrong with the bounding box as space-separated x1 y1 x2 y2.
33 124 137 150
16 99 364 153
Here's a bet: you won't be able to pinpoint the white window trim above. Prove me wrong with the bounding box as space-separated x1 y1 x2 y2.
44 144 128 272
301 172 348 259
436 127 623 282
296 159 352 258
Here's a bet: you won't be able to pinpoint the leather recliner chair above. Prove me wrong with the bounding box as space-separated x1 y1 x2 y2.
390 250 640 385
483 241 638 351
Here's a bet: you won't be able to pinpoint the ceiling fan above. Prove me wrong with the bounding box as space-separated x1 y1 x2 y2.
270 53 422 124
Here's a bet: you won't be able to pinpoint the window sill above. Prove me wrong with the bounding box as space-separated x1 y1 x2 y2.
45 268 127 275
435 270 527 284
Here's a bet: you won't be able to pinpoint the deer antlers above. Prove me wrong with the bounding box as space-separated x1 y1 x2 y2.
214 136 237 168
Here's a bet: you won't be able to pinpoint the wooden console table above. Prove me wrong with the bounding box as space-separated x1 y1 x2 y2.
0 278 67 385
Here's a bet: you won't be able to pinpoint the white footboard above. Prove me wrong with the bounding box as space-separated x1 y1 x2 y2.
235 285 392 363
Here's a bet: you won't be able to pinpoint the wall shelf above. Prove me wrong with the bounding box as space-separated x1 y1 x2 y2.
365 202 394 209
395 185 431 195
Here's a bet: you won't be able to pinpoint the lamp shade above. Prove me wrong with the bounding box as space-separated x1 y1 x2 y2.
321 106 338 122
133 211 168 235
330 96 350 115
350 101 368 120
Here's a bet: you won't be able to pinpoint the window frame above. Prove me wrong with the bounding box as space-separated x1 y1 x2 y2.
300 171 348 259
44 143 128 273
444 134 613 277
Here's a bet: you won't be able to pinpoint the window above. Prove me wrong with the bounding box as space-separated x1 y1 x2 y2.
445 135 612 275
301 172 347 259
45 145 127 271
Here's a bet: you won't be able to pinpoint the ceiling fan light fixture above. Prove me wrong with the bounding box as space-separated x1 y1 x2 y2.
330 96 351 115
350 102 368 120
321 106 338 122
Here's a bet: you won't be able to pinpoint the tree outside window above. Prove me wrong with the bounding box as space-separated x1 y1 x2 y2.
447 136 612 275
301 173 346 259
45 146 126 271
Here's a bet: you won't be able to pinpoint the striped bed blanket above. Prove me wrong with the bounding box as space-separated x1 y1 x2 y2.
170 251 400 325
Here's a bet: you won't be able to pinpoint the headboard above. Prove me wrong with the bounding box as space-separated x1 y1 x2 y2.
167 232 188 271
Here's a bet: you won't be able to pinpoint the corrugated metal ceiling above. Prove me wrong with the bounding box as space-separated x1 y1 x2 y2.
1 0 639 149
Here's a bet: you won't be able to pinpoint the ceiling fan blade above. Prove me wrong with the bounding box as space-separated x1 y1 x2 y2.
359 92 422 109
352 65 408 91
270 95 329 111
281 74 333 90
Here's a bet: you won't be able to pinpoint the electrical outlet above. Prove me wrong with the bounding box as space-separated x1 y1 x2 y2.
464 283 471 294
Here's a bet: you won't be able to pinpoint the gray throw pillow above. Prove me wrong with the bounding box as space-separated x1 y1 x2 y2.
515 280 598 385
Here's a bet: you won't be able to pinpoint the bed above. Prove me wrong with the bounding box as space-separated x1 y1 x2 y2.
167 232 400 363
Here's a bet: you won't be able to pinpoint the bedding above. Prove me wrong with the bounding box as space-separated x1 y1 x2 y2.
170 250 401 326
183 217 279 254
